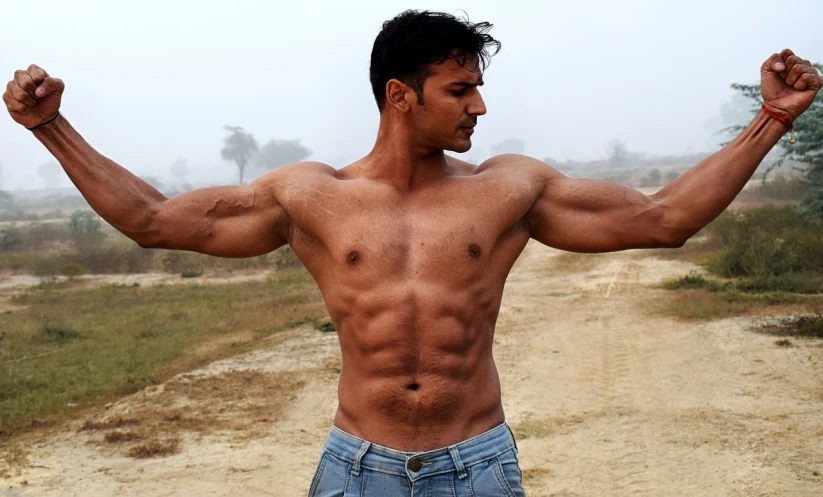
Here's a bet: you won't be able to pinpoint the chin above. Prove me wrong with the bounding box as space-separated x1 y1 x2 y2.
447 140 472 154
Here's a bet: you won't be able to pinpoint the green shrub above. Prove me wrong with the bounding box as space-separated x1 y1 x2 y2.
59 262 86 280
313 320 336 332
735 274 823 294
40 324 84 343
756 315 823 338
273 246 302 270
706 207 823 279
67 211 104 250
662 273 726 291
33 259 61 283
0 225 18 251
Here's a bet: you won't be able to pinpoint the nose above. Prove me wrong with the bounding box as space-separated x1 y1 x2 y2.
467 90 487 117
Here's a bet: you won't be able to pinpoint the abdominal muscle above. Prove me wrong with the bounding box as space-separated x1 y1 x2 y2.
329 299 506 452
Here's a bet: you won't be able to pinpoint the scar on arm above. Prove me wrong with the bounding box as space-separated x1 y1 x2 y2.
205 190 257 216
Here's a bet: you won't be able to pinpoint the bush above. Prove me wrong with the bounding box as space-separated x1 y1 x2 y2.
273 246 302 270
662 273 727 291
735 273 823 294
59 262 86 280
756 315 823 338
706 206 823 278
162 251 204 275
67 211 104 250
0 225 18 251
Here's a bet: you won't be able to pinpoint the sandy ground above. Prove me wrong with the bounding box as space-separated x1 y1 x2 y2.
2 242 822 496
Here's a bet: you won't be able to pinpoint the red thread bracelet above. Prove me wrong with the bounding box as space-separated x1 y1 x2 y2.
761 104 793 129
761 104 796 144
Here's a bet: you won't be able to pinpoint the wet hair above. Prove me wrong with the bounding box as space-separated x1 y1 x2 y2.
370 10 501 111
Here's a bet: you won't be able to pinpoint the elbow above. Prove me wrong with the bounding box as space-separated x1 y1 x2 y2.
124 203 164 249
651 200 697 249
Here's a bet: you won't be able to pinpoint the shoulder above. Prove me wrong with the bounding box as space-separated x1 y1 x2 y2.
248 161 339 204
252 161 339 188
477 154 565 183
255 161 339 182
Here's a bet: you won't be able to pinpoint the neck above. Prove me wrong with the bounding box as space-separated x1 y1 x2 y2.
362 114 450 191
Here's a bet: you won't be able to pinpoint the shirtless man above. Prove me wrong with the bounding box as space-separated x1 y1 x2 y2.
5 9 821 497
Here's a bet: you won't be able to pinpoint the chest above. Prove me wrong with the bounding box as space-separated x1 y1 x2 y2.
285 177 533 280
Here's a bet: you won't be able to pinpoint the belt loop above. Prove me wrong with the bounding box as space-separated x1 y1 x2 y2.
505 423 518 452
350 440 371 476
448 445 468 480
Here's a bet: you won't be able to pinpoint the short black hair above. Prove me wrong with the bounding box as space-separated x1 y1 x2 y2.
369 10 501 111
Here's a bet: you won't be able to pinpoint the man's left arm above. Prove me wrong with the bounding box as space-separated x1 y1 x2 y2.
524 49 821 253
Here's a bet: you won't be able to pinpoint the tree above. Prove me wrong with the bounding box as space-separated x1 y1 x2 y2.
37 161 66 189
67 210 103 250
664 170 681 182
647 168 662 185
256 139 311 171
490 138 525 155
607 139 629 168
726 63 823 219
0 190 12 209
221 126 259 184
169 157 189 183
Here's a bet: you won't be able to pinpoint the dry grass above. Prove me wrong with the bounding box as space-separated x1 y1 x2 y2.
79 369 305 458
127 438 181 458
544 252 609 276
521 467 552 485
80 415 140 431
511 414 589 440
654 289 823 322
103 430 144 443
0 443 28 478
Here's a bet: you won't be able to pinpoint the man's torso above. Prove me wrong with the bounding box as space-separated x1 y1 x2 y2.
275 156 541 451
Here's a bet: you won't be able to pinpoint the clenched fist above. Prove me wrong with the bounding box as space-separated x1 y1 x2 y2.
761 49 822 124
3 64 64 130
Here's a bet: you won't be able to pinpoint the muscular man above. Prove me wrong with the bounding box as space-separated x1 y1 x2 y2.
5 10 821 497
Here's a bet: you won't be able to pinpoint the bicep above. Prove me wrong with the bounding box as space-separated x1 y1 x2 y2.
147 179 289 257
528 175 675 253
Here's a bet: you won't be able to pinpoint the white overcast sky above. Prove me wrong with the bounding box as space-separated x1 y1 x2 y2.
1 0 821 190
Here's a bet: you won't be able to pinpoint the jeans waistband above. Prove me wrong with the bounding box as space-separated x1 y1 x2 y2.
322 423 516 479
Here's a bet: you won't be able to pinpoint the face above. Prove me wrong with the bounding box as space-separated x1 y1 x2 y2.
409 57 487 153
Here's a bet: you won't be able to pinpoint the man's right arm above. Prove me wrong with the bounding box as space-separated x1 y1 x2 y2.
4 65 290 257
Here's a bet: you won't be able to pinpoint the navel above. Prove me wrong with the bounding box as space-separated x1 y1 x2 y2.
406 383 420 391
468 243 482 258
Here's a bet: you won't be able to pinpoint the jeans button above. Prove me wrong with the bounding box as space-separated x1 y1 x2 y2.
408 458 422 471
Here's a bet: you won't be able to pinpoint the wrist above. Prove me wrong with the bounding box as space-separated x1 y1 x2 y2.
26 112 61 131
760 104 793 129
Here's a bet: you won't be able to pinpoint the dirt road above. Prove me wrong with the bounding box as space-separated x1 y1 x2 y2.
2 242 822 496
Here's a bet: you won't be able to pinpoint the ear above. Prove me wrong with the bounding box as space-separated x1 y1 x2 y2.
385 79 412 113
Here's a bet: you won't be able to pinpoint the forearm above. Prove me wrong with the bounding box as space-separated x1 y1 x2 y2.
654 110 788 239
31 114 166 242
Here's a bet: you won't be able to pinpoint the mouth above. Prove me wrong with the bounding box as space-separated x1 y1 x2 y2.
459 126 475 135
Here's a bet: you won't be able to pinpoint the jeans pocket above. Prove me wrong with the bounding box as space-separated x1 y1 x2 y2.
308 452 353 497
467 451 525 497
497 449 526 497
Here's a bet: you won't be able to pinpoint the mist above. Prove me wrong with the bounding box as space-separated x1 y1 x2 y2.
1 0 821 191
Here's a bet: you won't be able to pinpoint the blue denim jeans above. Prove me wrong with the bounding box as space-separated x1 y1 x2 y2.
308 423 525 496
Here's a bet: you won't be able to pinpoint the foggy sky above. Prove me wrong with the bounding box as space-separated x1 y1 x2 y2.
1 0 821 190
